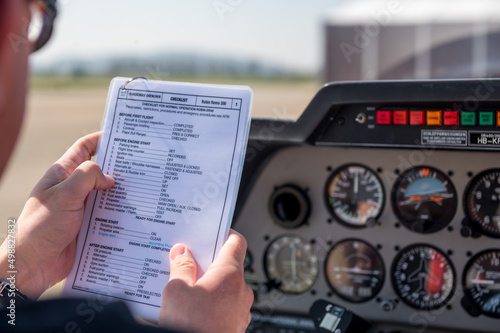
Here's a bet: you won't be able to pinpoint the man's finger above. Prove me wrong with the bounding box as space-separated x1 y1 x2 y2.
58 160 114 202
169 244 197 287
211 230 247 269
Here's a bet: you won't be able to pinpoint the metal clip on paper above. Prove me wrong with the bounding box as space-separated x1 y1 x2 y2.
122 76 148 89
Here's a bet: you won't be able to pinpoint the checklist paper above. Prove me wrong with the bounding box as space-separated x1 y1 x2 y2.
63 77 253 321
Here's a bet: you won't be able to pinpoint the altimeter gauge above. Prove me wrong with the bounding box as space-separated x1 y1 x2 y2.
325 164 384 228
464 169 500 238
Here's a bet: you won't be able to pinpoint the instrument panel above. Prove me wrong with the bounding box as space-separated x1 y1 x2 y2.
235 80 500 333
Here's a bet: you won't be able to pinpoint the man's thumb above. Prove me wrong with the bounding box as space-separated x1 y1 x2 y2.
169 244 197 286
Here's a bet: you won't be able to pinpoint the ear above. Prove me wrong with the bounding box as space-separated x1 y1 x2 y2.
0 0 14 52
0 0 32 57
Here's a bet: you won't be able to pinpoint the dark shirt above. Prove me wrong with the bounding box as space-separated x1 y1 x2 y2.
0 298 182 333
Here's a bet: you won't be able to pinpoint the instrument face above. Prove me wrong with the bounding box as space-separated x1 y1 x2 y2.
464 169 500 238
391 244 456 310
325 164 384 228
463 250 500 318
325 239 385 303
392 166 457 233
264 235 319 294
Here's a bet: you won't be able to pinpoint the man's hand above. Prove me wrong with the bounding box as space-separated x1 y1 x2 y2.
0 132 114 299
159 230 254 333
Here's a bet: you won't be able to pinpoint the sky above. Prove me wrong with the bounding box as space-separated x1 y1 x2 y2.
31 0 341 74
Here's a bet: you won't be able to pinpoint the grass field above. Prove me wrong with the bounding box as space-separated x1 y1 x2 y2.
0 75 320 240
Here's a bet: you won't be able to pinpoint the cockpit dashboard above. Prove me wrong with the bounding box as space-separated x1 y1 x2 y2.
235 79 500 333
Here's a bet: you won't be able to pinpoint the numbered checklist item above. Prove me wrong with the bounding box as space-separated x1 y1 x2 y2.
62 77 253 321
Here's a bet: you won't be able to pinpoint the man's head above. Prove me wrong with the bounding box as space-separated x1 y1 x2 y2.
0 0 32 177
0 0 57 177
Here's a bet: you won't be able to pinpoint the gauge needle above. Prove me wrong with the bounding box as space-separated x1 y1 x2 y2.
334 267 380 275
354 172 359 194
471 279 500 289
291 244 297 280
407 256 425 290
471 279 495 284
398 198 419 206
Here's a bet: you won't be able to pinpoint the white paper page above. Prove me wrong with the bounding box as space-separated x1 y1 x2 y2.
62 77 253 321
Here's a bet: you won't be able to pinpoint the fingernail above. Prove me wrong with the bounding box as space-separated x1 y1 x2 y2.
105 174 115 186
170 244 186 261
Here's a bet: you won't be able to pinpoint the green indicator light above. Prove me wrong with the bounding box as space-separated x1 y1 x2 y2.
479 112 494 126
461 112 476 126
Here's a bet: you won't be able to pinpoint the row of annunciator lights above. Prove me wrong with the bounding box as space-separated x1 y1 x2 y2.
376 109 500 126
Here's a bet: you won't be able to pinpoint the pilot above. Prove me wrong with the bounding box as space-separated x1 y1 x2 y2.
0 0 253 332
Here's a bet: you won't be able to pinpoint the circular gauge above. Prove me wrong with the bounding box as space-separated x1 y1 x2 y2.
325 239 385 302
264 235 319 294
464 169 500 238
463 250 500 318
269 184 310 229
325 164 385 228
392 166 457 233
391 244 456 310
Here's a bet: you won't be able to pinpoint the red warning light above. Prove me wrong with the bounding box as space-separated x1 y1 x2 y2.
409 110 425 125
393 110 408 125
377 110 392 125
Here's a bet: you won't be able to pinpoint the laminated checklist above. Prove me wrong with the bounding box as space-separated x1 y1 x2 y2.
63 77 253 321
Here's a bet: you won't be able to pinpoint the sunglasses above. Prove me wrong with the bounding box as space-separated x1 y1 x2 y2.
28 0 57 52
